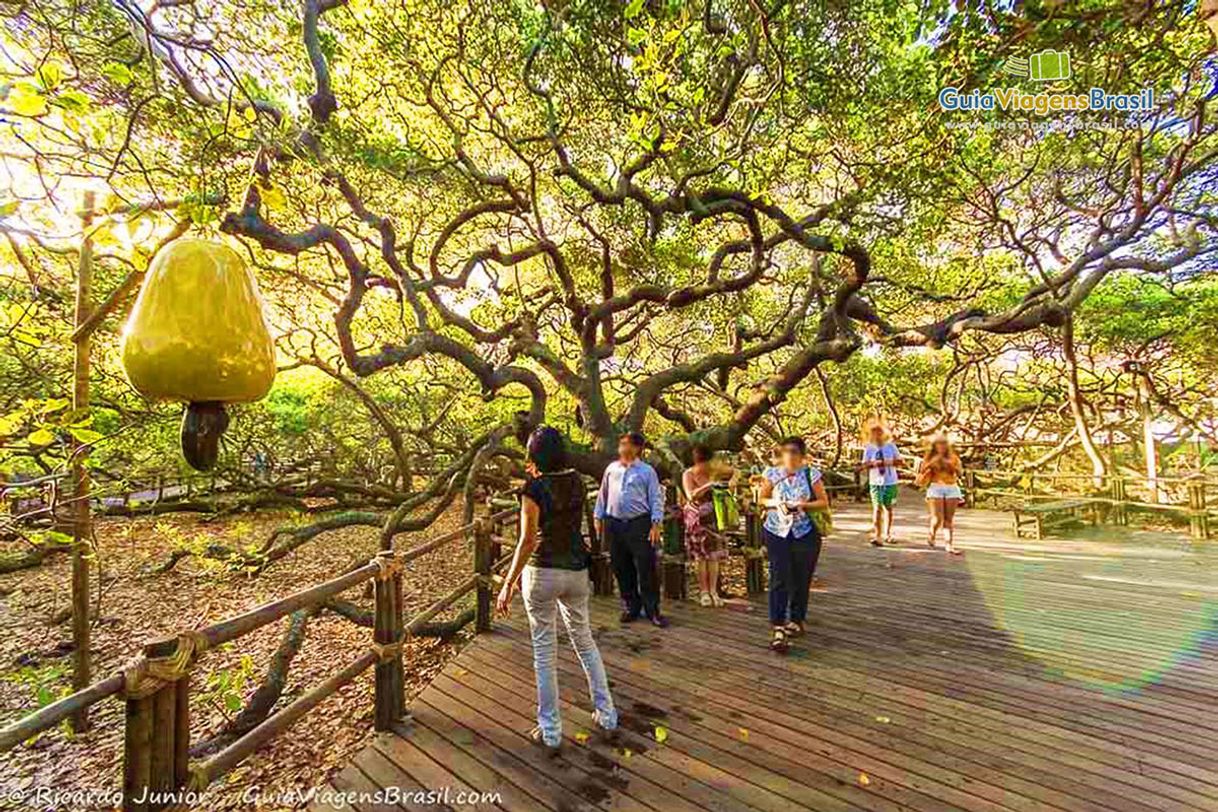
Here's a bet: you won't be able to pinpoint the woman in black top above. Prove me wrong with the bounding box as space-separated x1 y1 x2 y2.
497 426 619 752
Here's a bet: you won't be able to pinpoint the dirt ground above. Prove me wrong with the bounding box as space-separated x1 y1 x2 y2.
0 506 482 811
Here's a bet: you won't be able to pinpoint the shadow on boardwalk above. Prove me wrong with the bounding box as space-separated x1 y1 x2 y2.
321 497 1218 812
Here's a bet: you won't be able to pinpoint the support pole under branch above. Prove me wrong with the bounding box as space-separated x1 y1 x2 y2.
70 190 95 733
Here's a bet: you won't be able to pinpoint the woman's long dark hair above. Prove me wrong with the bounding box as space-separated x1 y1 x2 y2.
526 425 567 474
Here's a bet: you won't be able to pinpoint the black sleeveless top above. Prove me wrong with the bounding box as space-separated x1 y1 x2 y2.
521 471 589 570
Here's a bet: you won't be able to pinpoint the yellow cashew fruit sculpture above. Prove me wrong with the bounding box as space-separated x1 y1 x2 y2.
121 238 275 471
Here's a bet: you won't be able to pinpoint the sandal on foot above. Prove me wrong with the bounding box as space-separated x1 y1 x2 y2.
699 593 713 607
869 537 883 547
711 593 726 607
770 628 789 653
783 621 805 638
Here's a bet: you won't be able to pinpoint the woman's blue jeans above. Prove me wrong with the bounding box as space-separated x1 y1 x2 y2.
521 566 618 746
763 527 822 626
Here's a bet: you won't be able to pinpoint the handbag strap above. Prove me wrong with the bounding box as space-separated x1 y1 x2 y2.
801 466 815 518
802 465 815 498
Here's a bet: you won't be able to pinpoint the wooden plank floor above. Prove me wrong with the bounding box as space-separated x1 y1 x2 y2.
320 497 1218 811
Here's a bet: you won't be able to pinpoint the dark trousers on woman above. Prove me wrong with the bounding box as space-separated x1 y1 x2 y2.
763 527 822 625
606 514 660 619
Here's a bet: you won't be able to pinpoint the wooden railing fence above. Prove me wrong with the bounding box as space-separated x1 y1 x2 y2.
0 506 519 811
964 469 1213 540
812 465 1213 540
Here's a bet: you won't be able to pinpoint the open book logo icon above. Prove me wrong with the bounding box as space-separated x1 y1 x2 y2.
1002 50 1071 81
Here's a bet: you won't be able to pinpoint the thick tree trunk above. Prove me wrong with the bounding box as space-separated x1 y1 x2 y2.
1062 316 1106 488
1137 383 1161 504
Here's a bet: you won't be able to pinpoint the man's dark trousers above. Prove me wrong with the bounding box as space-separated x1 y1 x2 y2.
606 514 659 618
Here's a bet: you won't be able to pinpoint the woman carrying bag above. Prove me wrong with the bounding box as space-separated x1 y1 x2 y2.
681 444 738 607
751 436 830 653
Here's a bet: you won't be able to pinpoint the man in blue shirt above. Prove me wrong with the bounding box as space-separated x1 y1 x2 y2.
594 432 668 627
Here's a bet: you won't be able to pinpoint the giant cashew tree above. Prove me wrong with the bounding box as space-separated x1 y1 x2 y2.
5 0 1217 508
2 0 1215 744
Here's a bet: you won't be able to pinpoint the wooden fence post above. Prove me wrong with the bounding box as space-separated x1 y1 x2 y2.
743 504 766 596
585 500 614 596
474 520 493 633
123 689 153 812
1188 477 1210 541
173 675 190 794
660 492 687 602
486 501 503 565
122 636 193 811
373 551 405 731
1110 475 1128 526
963 470 977 508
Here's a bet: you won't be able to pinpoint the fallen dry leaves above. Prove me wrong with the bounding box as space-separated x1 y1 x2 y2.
0 505 482 810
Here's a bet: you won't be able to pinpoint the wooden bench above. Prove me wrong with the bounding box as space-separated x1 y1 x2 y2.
1011 498 1094 539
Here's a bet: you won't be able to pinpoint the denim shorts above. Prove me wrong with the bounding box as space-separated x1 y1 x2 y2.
925 482 963 501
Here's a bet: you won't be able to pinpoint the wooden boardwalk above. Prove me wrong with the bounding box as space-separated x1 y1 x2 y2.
320 499 1218 811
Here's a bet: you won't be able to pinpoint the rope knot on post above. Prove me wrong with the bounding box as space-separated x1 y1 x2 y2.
370 632 408 663
374 550 402 580
123 631 208 699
